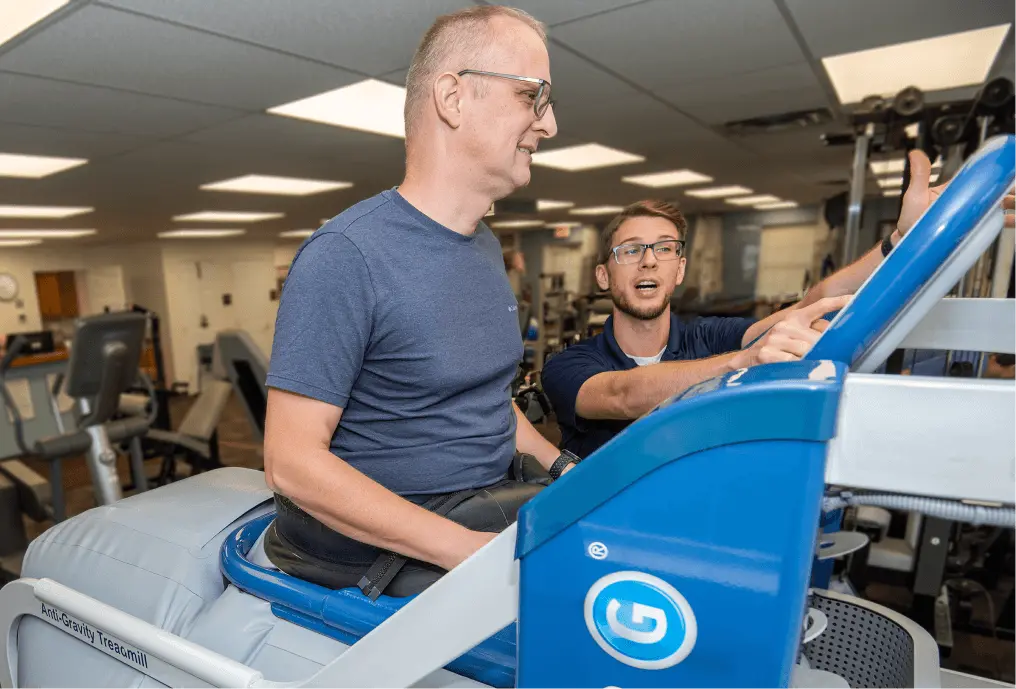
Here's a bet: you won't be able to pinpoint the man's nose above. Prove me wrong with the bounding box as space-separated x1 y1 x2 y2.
640 246 659 268
536 105 558 139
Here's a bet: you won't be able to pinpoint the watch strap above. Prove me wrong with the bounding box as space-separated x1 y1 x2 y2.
548 449 581 480
881 232 895 258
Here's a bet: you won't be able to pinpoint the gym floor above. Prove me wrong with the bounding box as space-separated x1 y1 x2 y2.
16 390 1014 684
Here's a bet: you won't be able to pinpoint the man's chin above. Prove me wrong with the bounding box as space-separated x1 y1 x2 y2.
611 294 670 321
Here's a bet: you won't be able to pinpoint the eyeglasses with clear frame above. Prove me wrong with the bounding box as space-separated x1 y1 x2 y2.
610 240 686 265
456 69 555 119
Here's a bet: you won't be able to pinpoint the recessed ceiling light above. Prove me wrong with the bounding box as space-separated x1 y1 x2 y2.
158 229 247 239
1 0 69 47
537 199 574 211
172 211 282 222
883 189 902 197
685 185 753 199
547 221 583 229
490 219 545 229
822 24 1011 104
0 229 96 239
0 205 93 218
201 174 352 196
280 229 316 238
531 144 644 171
0 239 42 247
726 195 782 206
268 79 407 138
877 177 903 188
0 152 87 179
569 205 625 216
622 169 714 188
755 201 799 210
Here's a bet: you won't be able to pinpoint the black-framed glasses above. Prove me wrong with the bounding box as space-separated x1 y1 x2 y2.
611 240 685 265
457 69 554 119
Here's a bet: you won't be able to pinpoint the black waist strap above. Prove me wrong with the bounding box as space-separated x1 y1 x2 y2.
357 488 480 601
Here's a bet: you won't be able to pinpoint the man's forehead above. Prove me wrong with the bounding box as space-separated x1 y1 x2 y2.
616 216 680 241
487 16 551 78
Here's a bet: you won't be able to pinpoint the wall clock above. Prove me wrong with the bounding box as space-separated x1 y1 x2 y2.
0 273 18 302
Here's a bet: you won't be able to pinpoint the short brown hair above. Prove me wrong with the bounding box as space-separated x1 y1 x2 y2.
404 6 546 139
598 200 688 264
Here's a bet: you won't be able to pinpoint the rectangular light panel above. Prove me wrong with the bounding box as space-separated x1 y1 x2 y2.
537 199 574 211
822 24 1011 104
883 189 902 197
173 211 282 222
870 157 942 175
569 205 625 216
755 201 799 210
0 205 93 218
280 229 315 238
531 144 644 171
158 229 247 239
0 152 87 178
877 178 903 188
268 79 407 138
685 185 753 199
622 169 713 188
726 195 782 206
201 175 352 196
1 0 68 47
0 239 42 247
0 229 95 239
490 220 545 229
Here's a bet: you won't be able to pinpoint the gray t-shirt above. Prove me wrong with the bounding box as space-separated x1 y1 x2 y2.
266 189 522 495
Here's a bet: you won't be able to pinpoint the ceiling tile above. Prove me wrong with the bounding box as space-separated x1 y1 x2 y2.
658 63 829 124
550 0 804 91
99 0 474 76
0 122 145 159
507 0 649 27
785 0 1014 57
0 5 361 109
0 71 242 136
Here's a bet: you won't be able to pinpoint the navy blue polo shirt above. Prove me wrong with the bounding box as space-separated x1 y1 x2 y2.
542 312 754 458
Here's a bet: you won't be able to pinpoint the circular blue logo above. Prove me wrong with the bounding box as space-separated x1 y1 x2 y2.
584 571 697 669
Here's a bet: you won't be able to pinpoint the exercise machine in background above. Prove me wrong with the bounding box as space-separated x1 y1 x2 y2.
141 329 269 484
0 312 153 579
820 78 1016 656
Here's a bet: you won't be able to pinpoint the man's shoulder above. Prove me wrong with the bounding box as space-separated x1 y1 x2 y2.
292 192 400 265
544 335 610 372
317 191 397 241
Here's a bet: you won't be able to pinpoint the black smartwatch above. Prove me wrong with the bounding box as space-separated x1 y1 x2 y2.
881 232 896 258
548 449 581 480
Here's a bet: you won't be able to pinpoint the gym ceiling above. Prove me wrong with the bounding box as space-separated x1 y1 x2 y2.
0 0 1012 243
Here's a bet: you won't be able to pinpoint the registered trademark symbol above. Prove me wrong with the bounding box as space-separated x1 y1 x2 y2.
588 542 609 560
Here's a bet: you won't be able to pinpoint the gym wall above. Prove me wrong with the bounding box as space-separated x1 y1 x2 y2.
159 241 281 394
0 247 126 335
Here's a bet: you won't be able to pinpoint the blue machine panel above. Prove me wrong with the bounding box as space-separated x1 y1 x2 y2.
516 361 845 687
516 360 845 558
807 134 1015 368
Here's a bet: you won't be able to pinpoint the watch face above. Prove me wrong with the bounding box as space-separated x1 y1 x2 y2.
0 273 18 302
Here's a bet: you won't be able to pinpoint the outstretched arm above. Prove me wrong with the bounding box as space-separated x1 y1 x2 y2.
572 296 850 421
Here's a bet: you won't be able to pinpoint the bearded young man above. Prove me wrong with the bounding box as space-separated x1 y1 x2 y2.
542 151 1003 458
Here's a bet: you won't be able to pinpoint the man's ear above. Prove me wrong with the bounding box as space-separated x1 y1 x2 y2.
595 263 610 291
434 72 463 129
674 257 687 286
